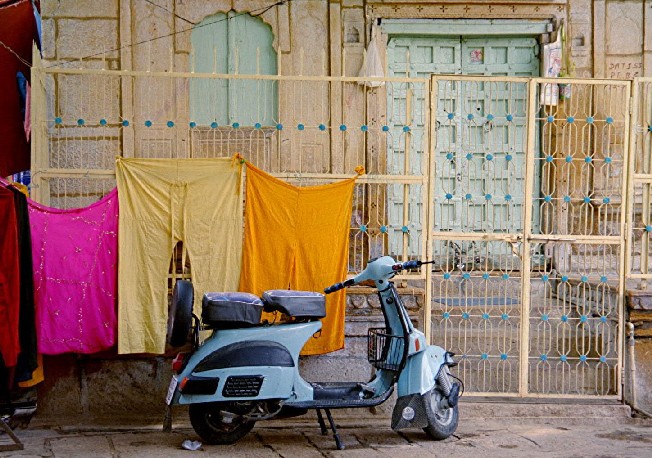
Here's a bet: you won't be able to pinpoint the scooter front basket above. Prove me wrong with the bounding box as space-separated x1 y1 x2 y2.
367 328 405 371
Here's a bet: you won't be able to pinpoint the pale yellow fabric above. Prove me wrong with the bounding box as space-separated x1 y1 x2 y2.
238 163 357 355
116 158 243 354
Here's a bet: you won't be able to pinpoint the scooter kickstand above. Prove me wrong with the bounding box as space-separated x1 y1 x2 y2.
323 408 344 450
315 409 328 435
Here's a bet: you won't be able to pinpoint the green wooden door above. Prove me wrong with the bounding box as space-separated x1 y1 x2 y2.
190 11 277 126
387 35 539 261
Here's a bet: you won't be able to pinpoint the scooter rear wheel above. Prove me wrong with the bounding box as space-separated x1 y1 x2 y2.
189 402 256 445
422 387 459 440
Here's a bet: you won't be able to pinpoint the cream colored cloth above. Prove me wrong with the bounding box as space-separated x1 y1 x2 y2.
116 157 243 354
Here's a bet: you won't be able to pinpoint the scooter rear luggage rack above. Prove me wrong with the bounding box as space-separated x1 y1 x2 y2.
368 328 405 371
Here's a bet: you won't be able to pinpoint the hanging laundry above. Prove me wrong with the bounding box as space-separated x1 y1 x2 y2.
116 158 244 355
29 188 118 355
0 0 38 176
0 186 20 368
239 163 361 355
3 182 37 380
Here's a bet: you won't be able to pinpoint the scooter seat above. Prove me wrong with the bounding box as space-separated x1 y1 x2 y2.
202 292 263 329
262 290 326 320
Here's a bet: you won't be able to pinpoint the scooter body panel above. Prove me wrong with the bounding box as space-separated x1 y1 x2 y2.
171 321 321 405
396 344 448 397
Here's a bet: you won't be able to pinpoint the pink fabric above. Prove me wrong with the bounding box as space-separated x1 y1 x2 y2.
28 188 118 354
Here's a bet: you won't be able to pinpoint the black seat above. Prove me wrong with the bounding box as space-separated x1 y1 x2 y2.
262 290 326 320
202 292 263 329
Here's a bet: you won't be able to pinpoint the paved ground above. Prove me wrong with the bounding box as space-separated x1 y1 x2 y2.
2 414 652 457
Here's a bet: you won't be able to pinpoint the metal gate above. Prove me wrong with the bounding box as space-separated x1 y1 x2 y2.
30 52 633 398
427 76 630 398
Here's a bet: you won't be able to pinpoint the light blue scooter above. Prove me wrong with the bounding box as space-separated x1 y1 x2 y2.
165 256 461 450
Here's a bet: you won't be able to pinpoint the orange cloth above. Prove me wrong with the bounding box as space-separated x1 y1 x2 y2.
238 164 358 355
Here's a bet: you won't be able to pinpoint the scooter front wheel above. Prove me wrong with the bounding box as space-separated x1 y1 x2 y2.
189 402 256 445
422 388 459 440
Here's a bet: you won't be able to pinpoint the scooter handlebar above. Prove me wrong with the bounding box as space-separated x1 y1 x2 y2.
324 278 355 294
392 260 422 271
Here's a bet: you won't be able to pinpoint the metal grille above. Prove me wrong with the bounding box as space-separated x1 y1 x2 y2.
368 328 406 371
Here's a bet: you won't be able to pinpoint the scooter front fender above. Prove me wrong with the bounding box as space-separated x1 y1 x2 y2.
396 344 448 397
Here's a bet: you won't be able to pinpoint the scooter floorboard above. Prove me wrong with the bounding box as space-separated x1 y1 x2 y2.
286 383 394 410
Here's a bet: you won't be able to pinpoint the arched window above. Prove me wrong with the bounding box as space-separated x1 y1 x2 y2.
190 11 278 126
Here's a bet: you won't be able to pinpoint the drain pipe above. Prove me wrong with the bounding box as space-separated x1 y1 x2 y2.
626 321 652 418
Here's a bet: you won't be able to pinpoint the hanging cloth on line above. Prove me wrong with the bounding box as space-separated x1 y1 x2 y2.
116 157 244 355
29 188 119 355
0 186 20 368
238 163 362 355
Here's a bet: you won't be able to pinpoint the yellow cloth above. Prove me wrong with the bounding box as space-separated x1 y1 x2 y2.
116 158 243 354
17 354 43 388
239 163 357 355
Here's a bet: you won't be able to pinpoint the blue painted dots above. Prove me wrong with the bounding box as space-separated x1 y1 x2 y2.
599 356 607 363
561 315 569 323
401 225 409 233
564 196 571 203
585 156 593 163
544 195 552 203
361 125 368 132
482 273 490 280
580 315 588 323
482 313 490 320
297 123 304 131
541 314 549 322
359 225 367 233
403 125 411 132
565 155 573 163
506 114 514 122
481 353 488 360
603 197 611 204
501 313 509 321
254 123 262 129
605 157 613 164
567 116 575 123
600 316 608 324
502 273 510 280
122 120 129 127
382 125 389 132
339 124 347 131
540 354 548 362
579 354 588 362
380 225 387 233
561 275 569 282
467 114 474 121
487 114 494 121
648 125 652 133
443 312 451 319
465 193 473 200
560 355 568 362
445 193 453 200
500 353 508 361
462 312 470 320
486 154 494 161
581 276 589 283
606 117 614 124
646 225 652 233
463 273 471 280
447 113 455 120
446 153 454 160
189 121 197 128
167 121 174 128
546 155 554 163
99 119 107 126
505 154 513 161
542 275 549 282
210 122 218 129
485 193 492 200
505 194 512 201
145 120 152 127
77 119 85 126
443 273 451 280
466 153 473 160
547 116 554 123
231 122 239 129
54 117 62 124
600 276 608 283
583 196 592 204
276 123 283 130
319 124 327 131
586 117 594 124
